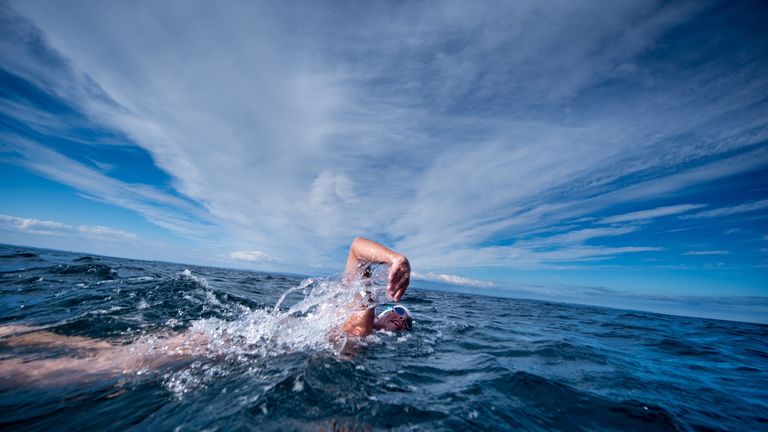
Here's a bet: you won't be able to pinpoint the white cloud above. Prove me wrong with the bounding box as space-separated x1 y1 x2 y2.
680 199 768 220
411 271 495 288
310 172 359 206
3 1 768 272
0 214 137 240
600 204 707 224
684 250 730 256
76 225 137 240
229 250 277 263
17 218 68 230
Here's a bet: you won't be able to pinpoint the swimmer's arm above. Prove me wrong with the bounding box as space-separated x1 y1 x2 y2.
344 237 411 302
341 238 410 337
0 325 206 387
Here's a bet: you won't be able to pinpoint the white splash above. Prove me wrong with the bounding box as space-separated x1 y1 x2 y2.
153 274 386 395
177 269 209 288
190 276 370 358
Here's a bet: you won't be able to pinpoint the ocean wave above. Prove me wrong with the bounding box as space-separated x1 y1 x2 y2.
0 252 39 259
49 263 117 280
72 256 99 262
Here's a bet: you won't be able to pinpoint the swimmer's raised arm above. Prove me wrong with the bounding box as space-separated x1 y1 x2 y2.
340 237 411 337
344 237 411 302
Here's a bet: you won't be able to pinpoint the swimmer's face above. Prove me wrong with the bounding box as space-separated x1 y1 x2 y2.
377 309 412 332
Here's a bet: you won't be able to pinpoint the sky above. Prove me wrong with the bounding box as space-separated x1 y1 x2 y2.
1 0 767 323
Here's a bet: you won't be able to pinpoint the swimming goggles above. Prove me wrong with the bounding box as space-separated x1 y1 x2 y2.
384 305 411 317
378 305 413 330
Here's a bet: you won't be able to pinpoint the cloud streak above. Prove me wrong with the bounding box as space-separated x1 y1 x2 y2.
411 271 495 288
680 199 768 220
684 250 730 256
0 214 137 240
601 204 707 224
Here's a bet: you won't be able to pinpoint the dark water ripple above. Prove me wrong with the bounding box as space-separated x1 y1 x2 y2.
0 244 766 431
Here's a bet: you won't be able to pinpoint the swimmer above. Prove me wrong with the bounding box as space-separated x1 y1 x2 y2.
341 236 412 337
0 237 412 386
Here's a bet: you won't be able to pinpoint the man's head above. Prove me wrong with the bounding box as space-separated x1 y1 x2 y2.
375 305 413 332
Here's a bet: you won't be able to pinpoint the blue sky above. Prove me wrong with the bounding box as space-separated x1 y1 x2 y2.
1 1 767 322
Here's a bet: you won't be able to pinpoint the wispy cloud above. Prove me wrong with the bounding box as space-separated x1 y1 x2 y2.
0 214 137 240
600 204 707 224
414 235 662 270
526 227 638 245
680 199 768 220
684 250 730 256
1 136 216 239
2 1 767 277
412 271 495 288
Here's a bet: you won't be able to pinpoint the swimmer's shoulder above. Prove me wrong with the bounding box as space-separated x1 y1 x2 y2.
341 308 375 337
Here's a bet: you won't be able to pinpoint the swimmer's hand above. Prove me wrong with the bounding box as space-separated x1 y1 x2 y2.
388 255 410 302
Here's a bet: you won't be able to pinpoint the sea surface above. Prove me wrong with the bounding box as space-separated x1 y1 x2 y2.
0 244 766 431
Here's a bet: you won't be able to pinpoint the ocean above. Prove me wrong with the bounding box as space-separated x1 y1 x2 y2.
0 243 766 431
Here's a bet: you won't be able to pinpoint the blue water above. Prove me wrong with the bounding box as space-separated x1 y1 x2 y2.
0 244 766 431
